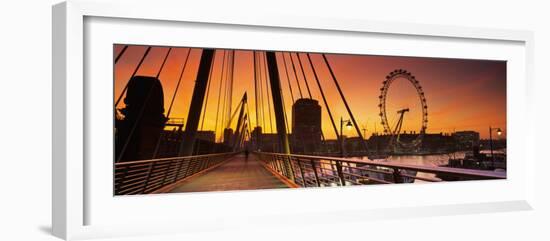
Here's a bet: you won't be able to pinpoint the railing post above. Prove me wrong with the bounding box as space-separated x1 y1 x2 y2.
268 155 277 168
392 168 404 183
173 158 184 183
297 159 306 187
199 157 207 171
141 162 155 193
310 159 321 187
279 156 289 178
335 161 346 186
183 158 193 178
207 156 212 168
194 158 201 173
199 157 205 171
160 160 174 186
275 156 280 172
272 156 279 172
268 156 277 171
273 156 278 172
115 165 131 195
287 155 296 180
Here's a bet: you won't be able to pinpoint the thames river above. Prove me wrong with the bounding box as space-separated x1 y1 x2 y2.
349 149 505 182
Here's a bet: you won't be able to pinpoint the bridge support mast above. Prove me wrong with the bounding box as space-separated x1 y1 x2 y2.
179 49 215 156
265 51 294 180
232 94 247 151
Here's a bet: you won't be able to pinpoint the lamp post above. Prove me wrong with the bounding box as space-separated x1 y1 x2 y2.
340 117 353 157
489 126 502 169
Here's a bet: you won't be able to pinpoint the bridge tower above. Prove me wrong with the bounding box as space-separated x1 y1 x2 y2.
265 51 294 180
178 49 216 156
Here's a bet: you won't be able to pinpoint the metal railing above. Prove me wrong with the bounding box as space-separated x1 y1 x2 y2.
255 152 505 187
165 118 185 127
115 152 237 195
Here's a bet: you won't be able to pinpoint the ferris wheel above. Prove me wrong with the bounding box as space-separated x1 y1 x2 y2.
378 69 428 151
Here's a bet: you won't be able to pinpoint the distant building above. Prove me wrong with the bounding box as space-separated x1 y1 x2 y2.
420 133 455 153
250 126 262 151
320 139 340 154
249 132 280 152
292 98 322 154
223 128 234 146
344 136 367 155
452 131 480 150
115 76 166 162
366 133 455 154
263 133 282 152
196 131 216 143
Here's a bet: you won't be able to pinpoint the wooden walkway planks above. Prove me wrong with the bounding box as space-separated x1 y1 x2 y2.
169 154 289 193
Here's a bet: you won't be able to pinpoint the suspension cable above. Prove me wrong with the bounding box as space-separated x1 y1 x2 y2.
152 48 191 158
256 52 263 129
117 47 171 161
115 45 129 64
166 48 192 118
213 50 227 142
282 97 291 137
253 51 259 129
156 48 172 79
246 101 253 137
115 46 152 107
263 52 274 133
281 52 295 104
306 53 340 142
227 50 235 128
194 51 218 155
199 50 217 131
288 53 304 99
257 52 266 130
220 53 230 138
278 54 291 135
226 100 243 129
295 53 313 99
298 53 326 142
320 54 368 151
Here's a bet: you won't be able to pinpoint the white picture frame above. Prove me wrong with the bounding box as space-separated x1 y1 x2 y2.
52 0 535 240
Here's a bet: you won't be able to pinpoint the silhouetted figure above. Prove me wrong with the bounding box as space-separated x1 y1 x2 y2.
115 76 167 162
244 149 249 163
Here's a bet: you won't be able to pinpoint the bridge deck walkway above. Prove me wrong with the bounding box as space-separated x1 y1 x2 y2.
169 154 289 193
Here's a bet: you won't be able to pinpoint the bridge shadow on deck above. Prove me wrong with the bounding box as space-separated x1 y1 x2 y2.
169 154 289 193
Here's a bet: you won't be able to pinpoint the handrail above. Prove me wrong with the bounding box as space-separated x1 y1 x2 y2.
166 118 185 125
254 152 505 188
278 152 505 179
115 152 238 195
115 152 238 166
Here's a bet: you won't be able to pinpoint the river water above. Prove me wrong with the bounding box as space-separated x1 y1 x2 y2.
363 152 466 167
348 150 504 182
353 149 505 167
343 153 464 182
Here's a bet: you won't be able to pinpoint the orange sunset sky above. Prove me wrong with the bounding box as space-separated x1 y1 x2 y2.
114 45 506 140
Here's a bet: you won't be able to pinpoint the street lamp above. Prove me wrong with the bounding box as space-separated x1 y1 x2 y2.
489 126 502 169
340 117 353 157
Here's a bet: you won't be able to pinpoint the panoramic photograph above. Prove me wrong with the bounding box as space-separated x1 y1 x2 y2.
113 45 507 195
